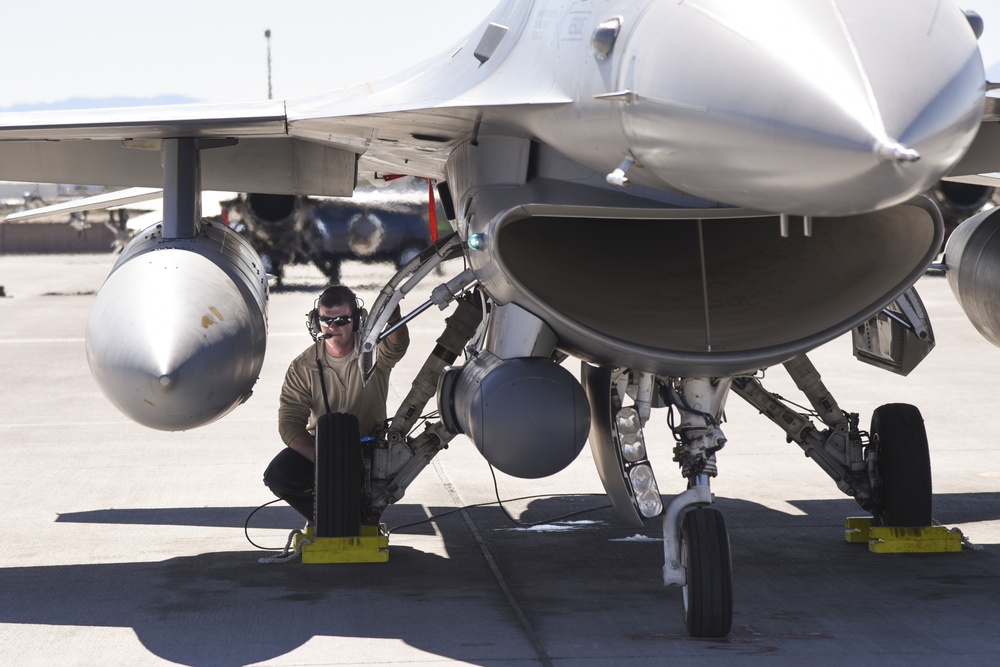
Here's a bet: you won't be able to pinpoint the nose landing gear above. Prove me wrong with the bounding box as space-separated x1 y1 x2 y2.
660 377 734 638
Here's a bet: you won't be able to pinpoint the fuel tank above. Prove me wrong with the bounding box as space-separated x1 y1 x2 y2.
439 351 591 479
86 219 268 430
944 206 1000 347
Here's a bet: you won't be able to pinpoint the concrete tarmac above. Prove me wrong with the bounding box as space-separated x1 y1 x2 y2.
1 252 1000 666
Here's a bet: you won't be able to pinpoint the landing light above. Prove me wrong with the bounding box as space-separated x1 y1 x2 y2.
621 433 646 462
629 463 655 491
614 406 663 519
617 407 646 461
629 465 663 517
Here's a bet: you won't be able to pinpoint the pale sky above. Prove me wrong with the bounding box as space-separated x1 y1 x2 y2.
1 1 998 109
0 1 499 108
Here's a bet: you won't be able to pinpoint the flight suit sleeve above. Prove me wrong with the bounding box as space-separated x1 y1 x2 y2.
277 357 314 445
376 334 409 371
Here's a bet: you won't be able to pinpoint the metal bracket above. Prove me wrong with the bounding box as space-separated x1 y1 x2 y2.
358 233 471 382
662 485 713 586
852 286 934 376
732 365 871 506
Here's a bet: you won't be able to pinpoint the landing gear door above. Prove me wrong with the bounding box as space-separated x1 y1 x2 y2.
852 286 934 376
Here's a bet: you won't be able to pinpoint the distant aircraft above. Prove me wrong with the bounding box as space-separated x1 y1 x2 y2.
4 177 439 283
930 181 999 244
0 0 998 638
0 180 103 213
235 177 441 283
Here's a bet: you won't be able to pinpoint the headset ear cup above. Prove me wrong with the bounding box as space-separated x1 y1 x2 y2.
357 307 368 332
307 308 321 340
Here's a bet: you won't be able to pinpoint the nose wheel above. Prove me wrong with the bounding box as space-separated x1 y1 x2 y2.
680 507 733 638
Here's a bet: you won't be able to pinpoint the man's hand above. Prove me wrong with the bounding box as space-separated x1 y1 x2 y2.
386 304 409 346
288 431 316 462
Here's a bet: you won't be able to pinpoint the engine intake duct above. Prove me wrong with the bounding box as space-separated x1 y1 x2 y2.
494 198 941 375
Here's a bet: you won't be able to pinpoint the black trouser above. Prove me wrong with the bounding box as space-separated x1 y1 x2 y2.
262 447 315 523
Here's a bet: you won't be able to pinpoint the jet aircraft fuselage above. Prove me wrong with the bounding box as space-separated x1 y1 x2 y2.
0 0 997 640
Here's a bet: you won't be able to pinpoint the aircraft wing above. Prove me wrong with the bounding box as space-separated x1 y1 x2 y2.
2 186 163 222
0 101 357 196
0 2 569 196
3 186 238 227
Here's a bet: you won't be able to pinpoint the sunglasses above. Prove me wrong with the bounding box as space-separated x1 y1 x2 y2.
319 315 353 328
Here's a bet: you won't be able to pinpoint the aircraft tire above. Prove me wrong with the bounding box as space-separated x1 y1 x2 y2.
315 412 362 537
680 507 733 638
870 403 932 527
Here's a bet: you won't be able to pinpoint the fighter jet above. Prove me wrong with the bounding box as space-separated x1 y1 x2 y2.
0 0 997 638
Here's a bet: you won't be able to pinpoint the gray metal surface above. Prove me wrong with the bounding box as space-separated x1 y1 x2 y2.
0 1 992 207
86 220 268 430
3 254 1000 665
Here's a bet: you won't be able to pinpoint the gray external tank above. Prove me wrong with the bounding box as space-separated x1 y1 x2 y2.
945 206 1000 347
439 352 591 479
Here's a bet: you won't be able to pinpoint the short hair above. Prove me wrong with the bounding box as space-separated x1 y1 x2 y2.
318 285 360 319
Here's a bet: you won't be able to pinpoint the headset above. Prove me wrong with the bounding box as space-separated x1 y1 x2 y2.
306 285 367 341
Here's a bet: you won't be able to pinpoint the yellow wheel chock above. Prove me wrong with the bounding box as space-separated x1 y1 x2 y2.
845 517 964 553
295 524 390 563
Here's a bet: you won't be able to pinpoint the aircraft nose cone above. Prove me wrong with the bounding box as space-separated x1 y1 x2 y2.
86 248 266 431
621 0 985 215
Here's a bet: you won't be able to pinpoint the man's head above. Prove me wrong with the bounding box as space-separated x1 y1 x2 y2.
315 285 360 354
317 285 360 324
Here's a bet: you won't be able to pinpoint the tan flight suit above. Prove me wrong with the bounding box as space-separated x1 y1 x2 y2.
278 335 409 444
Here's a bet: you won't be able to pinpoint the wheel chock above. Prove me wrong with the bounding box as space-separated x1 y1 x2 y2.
845 516 873 544
844 517 963 553
295 524 389 563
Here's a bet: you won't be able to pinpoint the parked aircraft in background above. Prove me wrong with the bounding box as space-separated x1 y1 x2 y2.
4 177 441 283
0 181 103 213
230 177 442 283
931 181 1000 244
0 0 998 638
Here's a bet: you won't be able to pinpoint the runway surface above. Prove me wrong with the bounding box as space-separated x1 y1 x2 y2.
1 252 1000 666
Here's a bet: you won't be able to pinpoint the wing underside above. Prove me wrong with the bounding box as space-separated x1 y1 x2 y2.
0 0 569 196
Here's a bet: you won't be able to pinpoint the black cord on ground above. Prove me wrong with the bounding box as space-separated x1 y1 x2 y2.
244 498 291 550
488 462 613 528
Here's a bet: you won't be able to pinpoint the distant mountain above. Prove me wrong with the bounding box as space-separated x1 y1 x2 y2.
0 95 200 112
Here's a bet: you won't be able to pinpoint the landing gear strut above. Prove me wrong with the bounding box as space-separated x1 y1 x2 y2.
660 377 734 638
732 354 934 524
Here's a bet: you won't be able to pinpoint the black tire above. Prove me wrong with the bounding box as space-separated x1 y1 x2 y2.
870 403 932 527
680 507 733 638
315 412 362 537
